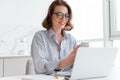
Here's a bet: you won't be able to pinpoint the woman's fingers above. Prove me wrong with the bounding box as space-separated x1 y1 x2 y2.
59 45 80 69
72 45 80 53
75 45 80 51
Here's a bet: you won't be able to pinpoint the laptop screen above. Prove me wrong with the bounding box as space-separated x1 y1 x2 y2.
71 47 118 80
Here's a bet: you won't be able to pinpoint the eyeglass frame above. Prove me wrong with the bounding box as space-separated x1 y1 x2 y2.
52 12 70 20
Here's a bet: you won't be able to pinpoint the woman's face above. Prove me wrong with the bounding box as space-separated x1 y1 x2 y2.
52 5 69 30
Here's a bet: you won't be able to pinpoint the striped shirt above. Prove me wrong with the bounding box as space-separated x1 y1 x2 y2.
31 29 77 74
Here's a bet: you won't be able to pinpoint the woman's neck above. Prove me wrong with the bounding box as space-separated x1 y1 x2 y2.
52 28 63 44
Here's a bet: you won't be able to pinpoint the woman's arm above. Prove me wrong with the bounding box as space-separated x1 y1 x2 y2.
57 45 80 70
31 33 60 74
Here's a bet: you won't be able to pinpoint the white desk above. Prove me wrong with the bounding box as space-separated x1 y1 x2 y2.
0 66 120 80
0 74 64 80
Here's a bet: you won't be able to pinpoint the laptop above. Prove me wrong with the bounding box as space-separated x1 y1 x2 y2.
57 47 118 80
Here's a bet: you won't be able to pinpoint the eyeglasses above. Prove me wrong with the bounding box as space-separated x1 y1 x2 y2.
53 12 70 20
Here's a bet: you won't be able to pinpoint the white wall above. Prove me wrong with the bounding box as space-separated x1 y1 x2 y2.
0 0 53 55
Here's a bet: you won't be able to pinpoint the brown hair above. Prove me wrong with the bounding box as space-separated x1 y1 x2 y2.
42 0 73 31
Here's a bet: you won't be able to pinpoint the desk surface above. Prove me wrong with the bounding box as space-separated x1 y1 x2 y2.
0 66 120 80
0 74 64 80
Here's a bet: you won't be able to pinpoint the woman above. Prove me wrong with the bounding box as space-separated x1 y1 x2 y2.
31 0 80 75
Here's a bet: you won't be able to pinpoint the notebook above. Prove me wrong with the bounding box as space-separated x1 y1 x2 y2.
57 47 118 80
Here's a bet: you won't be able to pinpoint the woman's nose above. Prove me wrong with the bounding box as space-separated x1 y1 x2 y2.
61 16 67 21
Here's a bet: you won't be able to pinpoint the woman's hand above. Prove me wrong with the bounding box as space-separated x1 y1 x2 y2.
58 45 80 69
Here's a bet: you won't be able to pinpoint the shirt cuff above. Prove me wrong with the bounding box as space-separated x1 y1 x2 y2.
45 60 60 74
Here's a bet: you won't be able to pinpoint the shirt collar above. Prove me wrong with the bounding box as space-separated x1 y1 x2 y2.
48 29 54 38
48 29 68 39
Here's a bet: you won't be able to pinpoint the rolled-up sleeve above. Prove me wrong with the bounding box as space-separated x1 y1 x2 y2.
31 33 60 74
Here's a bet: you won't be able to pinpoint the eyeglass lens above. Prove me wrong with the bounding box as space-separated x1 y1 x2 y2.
53 12 70 19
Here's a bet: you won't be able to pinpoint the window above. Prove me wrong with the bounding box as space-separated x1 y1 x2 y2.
110 0 120 39
67 0 103 47
68 0 103 40
116 0 120 31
